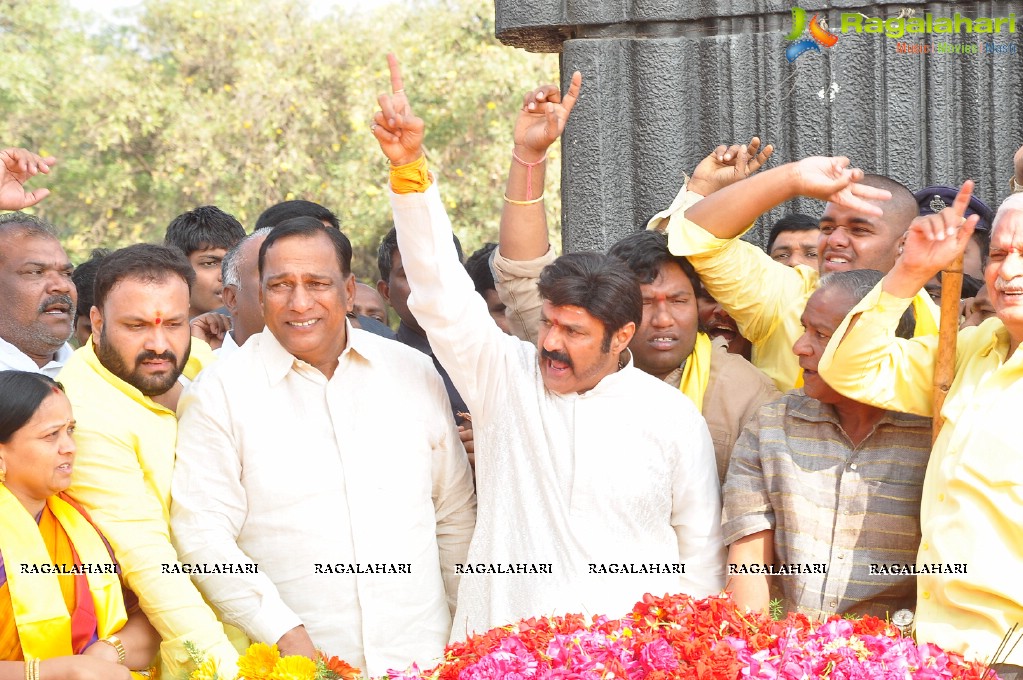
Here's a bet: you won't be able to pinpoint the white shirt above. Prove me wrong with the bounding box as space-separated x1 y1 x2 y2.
0 335 73 378
213 330 240 357
171 325 476 676
392 186 725 640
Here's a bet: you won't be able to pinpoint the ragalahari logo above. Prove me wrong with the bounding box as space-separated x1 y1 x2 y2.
786 7 840 62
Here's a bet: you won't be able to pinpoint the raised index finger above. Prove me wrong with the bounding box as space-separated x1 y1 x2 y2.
387 53 405 94
561 71 583 115
950 179 975 218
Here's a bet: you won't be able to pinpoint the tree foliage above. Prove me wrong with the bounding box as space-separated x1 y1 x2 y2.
0 0 559 280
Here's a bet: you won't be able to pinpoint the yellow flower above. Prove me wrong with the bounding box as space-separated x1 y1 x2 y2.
190 657 220 680
237 642 280 680
268 655 318 680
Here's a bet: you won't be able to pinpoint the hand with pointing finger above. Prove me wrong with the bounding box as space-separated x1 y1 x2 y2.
689 137 774 196
513 71 582 162
371 54 425 167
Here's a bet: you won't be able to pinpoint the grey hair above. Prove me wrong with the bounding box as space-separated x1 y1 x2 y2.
818 269 915 339
222 227 272 289
994 193 1023 228
0 211 57 239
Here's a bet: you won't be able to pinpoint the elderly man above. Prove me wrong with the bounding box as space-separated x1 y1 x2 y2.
56 244 240 678
218 228 270 355
372 56 723 639
724 269 931 620
649 148 939 392
171 217 476 676
819 186 1023 676
492 77 777 482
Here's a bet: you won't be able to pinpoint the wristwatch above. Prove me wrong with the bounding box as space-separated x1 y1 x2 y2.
99 635 127 665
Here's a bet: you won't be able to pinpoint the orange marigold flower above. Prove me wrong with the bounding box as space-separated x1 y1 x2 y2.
319 653 362 680
237 642 280 680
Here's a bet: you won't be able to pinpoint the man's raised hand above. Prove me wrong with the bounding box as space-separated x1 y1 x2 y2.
689 137 774 196
791 156 890 216
0 147 57 210
513 71 582 162
900 180 979 277
371 54 425 166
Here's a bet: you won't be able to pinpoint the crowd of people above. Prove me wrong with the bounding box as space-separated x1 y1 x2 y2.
1 53 1021 680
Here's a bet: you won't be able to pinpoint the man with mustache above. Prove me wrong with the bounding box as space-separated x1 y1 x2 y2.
0 148 76 376
491 77 776 484
57 244 241 678
372 56 724 639
819 187 1023 677
648 147 939 392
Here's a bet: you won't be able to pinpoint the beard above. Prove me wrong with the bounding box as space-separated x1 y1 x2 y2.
95 329 190 397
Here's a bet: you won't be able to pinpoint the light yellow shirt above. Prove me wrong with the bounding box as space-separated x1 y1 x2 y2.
57 338 241 678
647 186 939 391
819 284 1023 665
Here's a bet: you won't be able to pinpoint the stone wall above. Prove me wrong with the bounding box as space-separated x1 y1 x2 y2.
495 1 1023 251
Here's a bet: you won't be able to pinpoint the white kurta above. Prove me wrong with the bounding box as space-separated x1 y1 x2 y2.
171 325 476 676
391 186 725 640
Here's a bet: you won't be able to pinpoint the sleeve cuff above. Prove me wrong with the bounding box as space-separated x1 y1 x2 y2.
491 245 556 282
246 596 304 645
722 513 774 547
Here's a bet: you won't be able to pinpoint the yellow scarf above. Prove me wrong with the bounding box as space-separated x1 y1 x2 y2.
912 293 939 336
0 485 126 660
679 331 713 412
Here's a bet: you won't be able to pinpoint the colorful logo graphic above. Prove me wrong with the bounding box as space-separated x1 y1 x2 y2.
785 7 840 62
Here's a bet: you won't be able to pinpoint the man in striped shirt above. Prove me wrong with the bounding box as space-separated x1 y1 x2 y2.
722 269 932 620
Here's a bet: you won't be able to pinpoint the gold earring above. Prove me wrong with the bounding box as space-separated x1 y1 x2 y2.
0 469 6 483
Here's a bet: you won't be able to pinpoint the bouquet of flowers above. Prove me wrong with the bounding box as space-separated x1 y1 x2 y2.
187 642 361 680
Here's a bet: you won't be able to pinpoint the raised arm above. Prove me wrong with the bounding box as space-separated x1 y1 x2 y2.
0 147 56 210
685 156 889 239
499 72 580 260
818 182 979 415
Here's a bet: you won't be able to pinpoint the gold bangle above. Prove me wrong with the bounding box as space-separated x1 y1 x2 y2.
100 635 127 665
503 193 545 206
34 659 40 680
26 659 39 680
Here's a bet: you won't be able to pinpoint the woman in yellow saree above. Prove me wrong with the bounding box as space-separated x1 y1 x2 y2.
0 371 160 680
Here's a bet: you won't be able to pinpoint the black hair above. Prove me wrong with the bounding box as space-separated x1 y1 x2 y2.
258 217 353 279
0 371 65 444
607 230 701 294
165 205 246 256
860 175 919 234
254 200 340 232
766 213 819 253
818 269 915 339
464 243 499 294
94 244 196 312
377 226 464 282
537 251 642 353
71 248 112 316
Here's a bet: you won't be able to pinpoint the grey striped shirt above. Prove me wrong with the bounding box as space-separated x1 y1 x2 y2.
722 391 931 620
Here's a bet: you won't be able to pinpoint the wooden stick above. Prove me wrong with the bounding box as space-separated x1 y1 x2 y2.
932 253 964 443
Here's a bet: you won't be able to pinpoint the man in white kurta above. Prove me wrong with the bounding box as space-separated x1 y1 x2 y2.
390 182 724 639
171 220 476 676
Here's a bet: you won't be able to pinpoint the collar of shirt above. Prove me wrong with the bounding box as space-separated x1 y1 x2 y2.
0 335 73 375
78 337 213 415
258 319 380 386
395 320 433 356
784 390 924 429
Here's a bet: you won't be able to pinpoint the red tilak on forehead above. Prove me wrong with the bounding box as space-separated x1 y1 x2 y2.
154 317 162 325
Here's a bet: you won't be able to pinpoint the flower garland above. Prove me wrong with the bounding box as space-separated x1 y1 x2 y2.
188 593 998 679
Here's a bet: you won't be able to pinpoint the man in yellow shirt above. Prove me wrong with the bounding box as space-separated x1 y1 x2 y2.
819 185 1023 676
648 150 939 391
58 244 240 678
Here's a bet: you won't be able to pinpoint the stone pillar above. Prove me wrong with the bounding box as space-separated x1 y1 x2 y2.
495 1 1023 252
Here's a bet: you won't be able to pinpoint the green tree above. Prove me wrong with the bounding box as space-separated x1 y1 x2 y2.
0 0 560 281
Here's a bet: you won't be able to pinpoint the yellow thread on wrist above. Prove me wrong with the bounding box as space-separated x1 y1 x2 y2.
390 155 432 194
503 193 545 206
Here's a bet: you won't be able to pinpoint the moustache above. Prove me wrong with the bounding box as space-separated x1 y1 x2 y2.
37 294 76 316
541 348 573 369
994 277 1023 293
135 350 178 365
